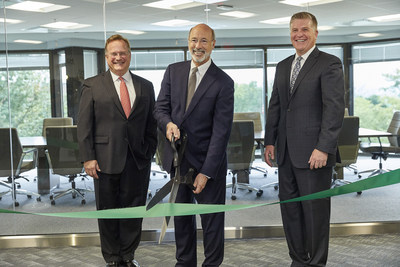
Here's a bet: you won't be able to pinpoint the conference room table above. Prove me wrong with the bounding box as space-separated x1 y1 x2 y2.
20 136 59 195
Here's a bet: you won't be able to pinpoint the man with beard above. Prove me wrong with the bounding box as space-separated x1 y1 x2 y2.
154 23 234 266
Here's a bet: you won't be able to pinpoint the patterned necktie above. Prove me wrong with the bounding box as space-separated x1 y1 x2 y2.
119 76 131 118
290 56 303 94
186 67 198 111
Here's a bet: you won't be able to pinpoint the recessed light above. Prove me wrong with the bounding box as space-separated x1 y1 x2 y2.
6 1 70 13
368 14 400 22
117 30 145 35
41 21 91 30
220 11 256 19
152 19 199 27
260 16 291 25
14 39 43 44
358 33 382 38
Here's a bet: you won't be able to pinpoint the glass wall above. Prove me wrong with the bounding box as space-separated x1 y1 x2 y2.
1 1 399 237
352 41 400 141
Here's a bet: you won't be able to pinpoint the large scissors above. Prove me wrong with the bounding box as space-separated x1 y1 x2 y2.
146 131 195 243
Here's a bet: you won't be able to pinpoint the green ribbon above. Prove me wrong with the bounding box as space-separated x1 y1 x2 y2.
1 169 399 219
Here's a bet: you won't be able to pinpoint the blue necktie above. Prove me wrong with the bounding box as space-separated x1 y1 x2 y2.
290 56 302 94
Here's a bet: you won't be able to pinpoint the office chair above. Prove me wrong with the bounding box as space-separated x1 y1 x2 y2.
332 116 360 190
233 112 268 177
42 117 73 137
358 111 400 178
151 129 168 179
0 128 41 206
45 126 93 205
226 120 263 200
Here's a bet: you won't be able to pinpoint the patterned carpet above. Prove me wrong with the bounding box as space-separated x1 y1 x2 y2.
0 234 399 267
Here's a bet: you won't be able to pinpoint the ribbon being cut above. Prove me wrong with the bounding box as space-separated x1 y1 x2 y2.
1 168 399 219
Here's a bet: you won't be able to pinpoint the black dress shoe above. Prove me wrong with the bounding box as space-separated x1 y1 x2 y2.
106 261 119 267
121 259 140 267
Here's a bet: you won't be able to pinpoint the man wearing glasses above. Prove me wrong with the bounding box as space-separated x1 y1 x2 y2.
78 34 157 267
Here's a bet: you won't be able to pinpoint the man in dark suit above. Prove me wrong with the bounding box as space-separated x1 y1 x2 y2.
77 34 157 267
154 24 234 267
264 12 344 267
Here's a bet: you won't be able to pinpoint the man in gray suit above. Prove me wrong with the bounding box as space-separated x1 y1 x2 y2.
264 12 344 266
77 34 157 267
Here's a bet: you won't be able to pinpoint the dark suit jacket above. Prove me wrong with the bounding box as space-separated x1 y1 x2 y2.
265 47 345 168
77 70 157 174
154 60 234 179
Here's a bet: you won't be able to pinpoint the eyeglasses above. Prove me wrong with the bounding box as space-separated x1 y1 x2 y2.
108 52 130 58
189 38 213 45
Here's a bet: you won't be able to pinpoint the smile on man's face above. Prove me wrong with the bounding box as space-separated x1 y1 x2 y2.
105 40 131 76
290 18 318 56
188 25 215 67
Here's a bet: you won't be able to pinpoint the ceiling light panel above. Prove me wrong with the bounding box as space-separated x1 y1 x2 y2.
152 19 199 27
279 0 343 7
41 21 91 30
368 14 400 22
117 30 145 35
220 11 256 19
144 0 202 10
14 39 43 44
6 1 70 13
358 33 382 38
260 16 291 25
0 18 23 24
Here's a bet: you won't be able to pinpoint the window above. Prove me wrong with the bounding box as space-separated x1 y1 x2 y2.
352 41 400 134
0 53 51 136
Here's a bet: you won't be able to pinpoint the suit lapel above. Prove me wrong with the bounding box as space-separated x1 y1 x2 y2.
130 72 142 117
289 48 320 99
104 70 126 117
183 61 217 120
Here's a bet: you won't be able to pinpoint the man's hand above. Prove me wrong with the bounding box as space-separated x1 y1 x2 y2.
84 160 101 179
166 122 180 142
308 149 328 170
264 145 275 167
193 173 208 194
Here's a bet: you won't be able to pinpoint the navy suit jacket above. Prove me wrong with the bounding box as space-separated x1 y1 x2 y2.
77 70 158 174
154 60 234 179
265 47 345 168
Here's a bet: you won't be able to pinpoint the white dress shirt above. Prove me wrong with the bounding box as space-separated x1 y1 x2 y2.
110 71 136 108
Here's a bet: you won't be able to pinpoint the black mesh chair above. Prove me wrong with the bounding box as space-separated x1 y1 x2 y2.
226 120 263 200
0 128 41 206
45 126 93 205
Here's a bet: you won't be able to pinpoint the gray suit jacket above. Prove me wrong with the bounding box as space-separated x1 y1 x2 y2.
265 47 345 168
77 70 157 174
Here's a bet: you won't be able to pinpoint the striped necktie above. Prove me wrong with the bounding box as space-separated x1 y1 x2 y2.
290 56 302 94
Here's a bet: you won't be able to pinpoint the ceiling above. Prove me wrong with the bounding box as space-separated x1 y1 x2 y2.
2 0 400 50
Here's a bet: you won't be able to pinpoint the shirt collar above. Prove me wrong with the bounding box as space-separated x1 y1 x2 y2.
191 58 212 75
295 45 316 62
110 70 131 83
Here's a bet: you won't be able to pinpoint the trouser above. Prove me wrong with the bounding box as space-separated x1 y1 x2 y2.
174 164 226 267
278 147 332 267
94 151 150 263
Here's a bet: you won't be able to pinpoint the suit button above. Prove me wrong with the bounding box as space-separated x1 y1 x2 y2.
287 109 291 112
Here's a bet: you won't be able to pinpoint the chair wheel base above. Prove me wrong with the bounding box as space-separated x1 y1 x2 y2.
256 190 263 197
231 195 237 200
